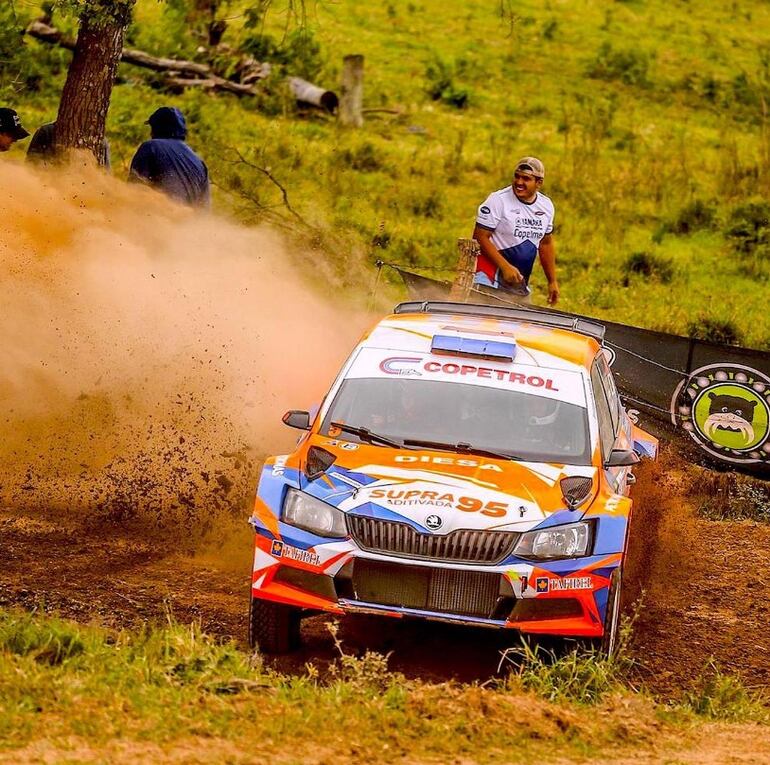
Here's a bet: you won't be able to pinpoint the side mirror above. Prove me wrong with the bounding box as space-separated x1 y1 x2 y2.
604 448 640 468
282 410 311 430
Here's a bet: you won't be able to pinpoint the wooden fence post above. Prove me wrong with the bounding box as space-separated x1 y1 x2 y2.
339 54 364 127
450 238 479 301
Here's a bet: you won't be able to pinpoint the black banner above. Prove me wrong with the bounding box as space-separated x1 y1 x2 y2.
393 266 770 479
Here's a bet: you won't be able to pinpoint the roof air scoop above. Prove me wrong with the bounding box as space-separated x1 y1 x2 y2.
430 334 517 362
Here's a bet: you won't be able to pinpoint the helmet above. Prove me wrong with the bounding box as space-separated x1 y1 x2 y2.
528 398 560 426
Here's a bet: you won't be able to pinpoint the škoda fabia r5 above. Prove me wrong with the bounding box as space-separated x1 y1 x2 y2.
248 302 657 654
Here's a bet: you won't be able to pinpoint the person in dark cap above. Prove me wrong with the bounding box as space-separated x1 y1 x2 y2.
0 108 30 152
472 156 559 305
129 107 210 208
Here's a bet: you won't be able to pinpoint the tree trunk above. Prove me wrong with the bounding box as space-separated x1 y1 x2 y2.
55 2 134 165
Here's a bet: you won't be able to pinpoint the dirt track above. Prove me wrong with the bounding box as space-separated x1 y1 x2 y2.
1 456 768 698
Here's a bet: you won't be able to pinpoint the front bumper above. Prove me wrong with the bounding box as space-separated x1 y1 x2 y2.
250 522 619 638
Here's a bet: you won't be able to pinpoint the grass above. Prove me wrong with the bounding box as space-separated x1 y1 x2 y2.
689 470 770 522
683 660 770 723
0 608 767 762
507 639 630 705
4 1 770 345
503 605 638 706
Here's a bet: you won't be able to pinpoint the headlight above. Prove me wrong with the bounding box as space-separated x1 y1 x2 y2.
282 489 347 538
514 521 592 560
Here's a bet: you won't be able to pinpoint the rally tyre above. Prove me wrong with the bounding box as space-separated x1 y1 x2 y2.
599 567 623 658
248 595 301 654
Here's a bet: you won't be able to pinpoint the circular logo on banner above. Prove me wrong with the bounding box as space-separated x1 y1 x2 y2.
671 363 770 465
425 514 443 531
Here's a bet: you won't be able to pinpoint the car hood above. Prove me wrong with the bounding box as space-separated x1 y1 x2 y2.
297 436 597 534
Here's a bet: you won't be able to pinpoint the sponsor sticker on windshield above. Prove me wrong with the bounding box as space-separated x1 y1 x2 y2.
345 349 586 407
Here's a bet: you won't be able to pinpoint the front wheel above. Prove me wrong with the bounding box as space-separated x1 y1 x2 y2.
248 594 301 654
598 567 623 657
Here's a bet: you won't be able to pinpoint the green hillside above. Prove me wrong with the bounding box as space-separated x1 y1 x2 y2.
4 0 770 345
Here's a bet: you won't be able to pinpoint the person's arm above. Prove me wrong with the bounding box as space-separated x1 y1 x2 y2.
472 224 524 287
200 163 212 209
538 233 559 305
128 143 153 185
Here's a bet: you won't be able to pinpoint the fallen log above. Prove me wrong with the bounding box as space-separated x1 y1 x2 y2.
288 77 338 113
27 20 337 108
162 76 261 96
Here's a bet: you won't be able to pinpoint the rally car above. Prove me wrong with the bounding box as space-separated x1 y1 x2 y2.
248 301 658 655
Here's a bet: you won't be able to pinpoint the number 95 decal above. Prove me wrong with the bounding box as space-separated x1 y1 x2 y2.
368 488 509 517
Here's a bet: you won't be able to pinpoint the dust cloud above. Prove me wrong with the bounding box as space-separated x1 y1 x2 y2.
0 159 366 529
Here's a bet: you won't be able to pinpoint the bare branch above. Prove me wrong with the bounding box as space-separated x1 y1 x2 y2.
225 147 309 228
499 0 520 36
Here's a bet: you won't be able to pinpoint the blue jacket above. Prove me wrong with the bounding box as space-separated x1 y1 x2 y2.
129 110 210 208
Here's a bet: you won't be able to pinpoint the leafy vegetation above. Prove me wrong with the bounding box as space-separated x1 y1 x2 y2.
691 470 770 522
587 42 652 87
686 316 744 345
507 640 629 705
665 198 717 236
682 661 770 722
621 251 674 284
425 55 471 109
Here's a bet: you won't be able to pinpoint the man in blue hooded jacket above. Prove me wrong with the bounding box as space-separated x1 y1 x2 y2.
129 107 210 208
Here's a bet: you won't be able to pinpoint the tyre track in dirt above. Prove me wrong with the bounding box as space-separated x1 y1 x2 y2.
1 455 768 697
624 456 770 695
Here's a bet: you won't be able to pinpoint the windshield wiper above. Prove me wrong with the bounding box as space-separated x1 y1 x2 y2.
329 425 515 461
330 422 403 448
402 437 516 462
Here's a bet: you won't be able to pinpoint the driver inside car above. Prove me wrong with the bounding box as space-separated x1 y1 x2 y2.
523 397 572 452
369 382 422 431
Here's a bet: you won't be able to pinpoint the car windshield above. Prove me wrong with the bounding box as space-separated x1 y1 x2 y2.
320 377 591 465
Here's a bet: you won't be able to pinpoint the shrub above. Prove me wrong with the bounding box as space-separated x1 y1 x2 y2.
505 638 630 705
408 188 445 218
724 201 770 256
668 199 717 235
621 251 674 284
425 56 471 109
542 19 558 40
700 74 721 103
683 661 769 722
326 622 399 692
686 317 743 346
371 228 392 250
0 612 87 666
340 142 383 172
693 472 770 522
241 29 324 80
730 72 759 108
587 42 651 87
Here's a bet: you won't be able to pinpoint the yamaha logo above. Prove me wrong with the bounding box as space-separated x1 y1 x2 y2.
425 514 443 531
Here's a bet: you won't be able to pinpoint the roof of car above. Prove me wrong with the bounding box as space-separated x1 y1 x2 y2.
361 303 603 371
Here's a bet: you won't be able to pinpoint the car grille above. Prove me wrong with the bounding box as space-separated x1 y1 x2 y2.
350 559 502 618
347 515 518 564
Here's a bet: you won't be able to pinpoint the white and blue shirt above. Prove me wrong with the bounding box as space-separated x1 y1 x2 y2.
474 187 555 293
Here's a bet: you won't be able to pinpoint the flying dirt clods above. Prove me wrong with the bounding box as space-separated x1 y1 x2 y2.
0 159 366 529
